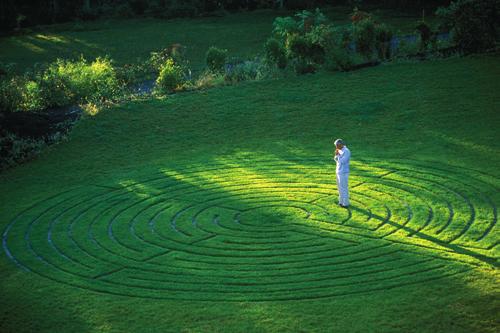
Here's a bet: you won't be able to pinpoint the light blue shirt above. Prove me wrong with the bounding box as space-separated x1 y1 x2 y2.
334 146 350 174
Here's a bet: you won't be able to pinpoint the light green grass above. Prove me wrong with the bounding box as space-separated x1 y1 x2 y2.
0 7 440 72
1 53 499 332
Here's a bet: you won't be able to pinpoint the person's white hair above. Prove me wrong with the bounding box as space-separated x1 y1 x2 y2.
334 139 344 146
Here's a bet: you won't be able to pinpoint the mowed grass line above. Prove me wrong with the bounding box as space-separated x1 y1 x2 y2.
0 54 499 332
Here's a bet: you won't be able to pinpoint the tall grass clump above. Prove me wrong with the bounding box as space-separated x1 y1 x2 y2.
155 58 185 94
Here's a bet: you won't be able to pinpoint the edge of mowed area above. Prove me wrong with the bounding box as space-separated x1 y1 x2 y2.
0 54 499 333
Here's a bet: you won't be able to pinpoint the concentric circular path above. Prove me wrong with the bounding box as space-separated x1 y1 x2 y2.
3 158 498 301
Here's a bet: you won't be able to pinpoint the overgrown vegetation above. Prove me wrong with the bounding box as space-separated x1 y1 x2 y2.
0 57 121 113
436 0 500 53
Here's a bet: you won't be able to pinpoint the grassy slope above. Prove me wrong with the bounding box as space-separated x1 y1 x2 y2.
0 54 499 332
0 7 440 72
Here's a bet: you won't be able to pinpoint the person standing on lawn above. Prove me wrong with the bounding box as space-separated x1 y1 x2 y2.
333 138 350 208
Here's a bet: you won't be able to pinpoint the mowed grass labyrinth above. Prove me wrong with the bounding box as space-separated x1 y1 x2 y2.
2 158 498 301
1 53 499 331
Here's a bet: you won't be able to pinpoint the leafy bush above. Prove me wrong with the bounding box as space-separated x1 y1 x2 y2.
264 38 287 69
394 38 420 58
291 58 316 75
375 23 394 60
272 16 300 39
22 81 46 111
155 58 185 93
224 59 272 84
0 62 16 77
436 0 500 53
206 46 228 73
150 44 187 72
323 26 356 71
193 70 226 90
286 34 310 59
0 75 47 112
353 17 377 59
415 21 434 52
0 57 121 113
116 62 152 86
0 131 45 171
295 8 328 33
350 7 371 24
41 57 121 107
0 76 27 112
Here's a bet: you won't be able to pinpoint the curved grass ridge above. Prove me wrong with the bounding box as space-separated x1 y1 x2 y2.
2 158 498 301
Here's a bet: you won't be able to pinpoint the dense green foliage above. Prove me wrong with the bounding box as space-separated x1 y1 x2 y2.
436 0 500 53
264 37 288 68
155 58 186 93
0 57 120 113
206 46 228 73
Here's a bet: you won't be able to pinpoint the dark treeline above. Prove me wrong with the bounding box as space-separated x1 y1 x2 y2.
1 0 450 33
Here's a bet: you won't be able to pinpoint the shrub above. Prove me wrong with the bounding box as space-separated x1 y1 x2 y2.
415 21 434 52
286 34 310 59
193 70 226 90
350 7 371 24
272 16 300 39
0 131 45 171
375 23 394 60
295 8 328 33
264 38 287 69
116 62 151 86
323 26 356 71
353 17 377 59
0 62 16 77
21 80 46 111
155 58 185 93
395 38 420 58
206 46 228 73
150 44 187 72
436 0 500 53
41 57 121 107
224 59 268 84
291 58 316 75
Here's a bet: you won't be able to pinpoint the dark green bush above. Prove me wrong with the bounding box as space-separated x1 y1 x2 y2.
415 21 434 52
287 34 311 59
291 58 316 75
0 57 121 113
264 38 287 69
436 0 500 53
150 44 187 72
0 131 45 171
353 17 377 59
206 46 228 73
41 57 121 107
116 62 152 86
224 60 259 84
272 16 300 39
323 26 356 71
0 77 27 112
375 23 394 60
155 58 185 93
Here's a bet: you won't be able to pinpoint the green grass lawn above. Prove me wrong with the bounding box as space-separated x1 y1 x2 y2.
0 52 499 332
0 6 440 73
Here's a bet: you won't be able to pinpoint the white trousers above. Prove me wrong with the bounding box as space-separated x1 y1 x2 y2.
336 172 350 206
